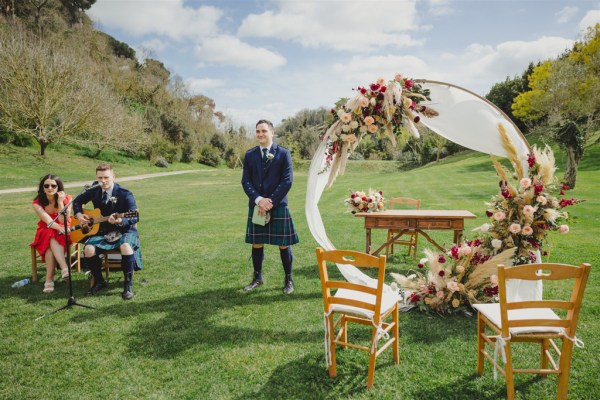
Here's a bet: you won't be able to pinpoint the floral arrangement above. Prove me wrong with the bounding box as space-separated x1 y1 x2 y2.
109 196 118 204
321 73 438 187
473 126 583 265
344 189 384 213
391 245 517 315
391 124 582 315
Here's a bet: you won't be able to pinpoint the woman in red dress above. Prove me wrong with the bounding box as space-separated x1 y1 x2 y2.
30 174 72 293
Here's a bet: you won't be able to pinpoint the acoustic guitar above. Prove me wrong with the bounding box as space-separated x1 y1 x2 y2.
68 208 139 243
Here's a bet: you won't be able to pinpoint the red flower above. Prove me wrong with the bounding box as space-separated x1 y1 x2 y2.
360 87 367 94
527 153 536 168
380 86 387 93
533 182 544 195
413 116 420 123
562 184 568 190
438 255 446 263
485 210 493 217
404 79 413 89
438 270 445 277
409 293 420 303
417 263 424 269
370 83 380 92
560 190 565 195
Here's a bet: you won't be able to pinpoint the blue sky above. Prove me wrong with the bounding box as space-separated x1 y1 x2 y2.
88 0 600 129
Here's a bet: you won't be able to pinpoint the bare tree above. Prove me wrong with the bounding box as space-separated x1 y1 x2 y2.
0 31 145 155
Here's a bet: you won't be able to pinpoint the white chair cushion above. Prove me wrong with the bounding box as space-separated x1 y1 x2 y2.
331 289 399 319
473 303 564 335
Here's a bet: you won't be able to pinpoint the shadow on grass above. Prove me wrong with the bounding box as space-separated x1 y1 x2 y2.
237 353 374 400
66 287 322 359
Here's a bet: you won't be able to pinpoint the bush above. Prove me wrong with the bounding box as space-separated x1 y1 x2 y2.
198 145 221 167
154 156 169 168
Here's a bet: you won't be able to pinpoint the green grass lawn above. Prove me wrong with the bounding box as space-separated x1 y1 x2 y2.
1 145 599 399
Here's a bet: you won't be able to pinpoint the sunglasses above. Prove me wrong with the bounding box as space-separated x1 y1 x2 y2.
44 184 58 189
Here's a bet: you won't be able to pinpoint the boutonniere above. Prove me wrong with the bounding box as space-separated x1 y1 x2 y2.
266 153 275 161
109 196 118 204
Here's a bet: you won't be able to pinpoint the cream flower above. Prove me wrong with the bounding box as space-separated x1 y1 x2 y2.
349 120 359 129
459 245 472 256
340 112 352 124
370 97 377 106
336 109 345 119
522 205 536 218
490 275 498 286
341 124 351 132
491 239 502 249
452 298 460 308
537 195 547 205
403 97 412 108
394 73 403 82
456 265 465 274
520 178 532 189
559 225 570 233
493 211 506 221
447 281 459 293
509 223 521 234
377 77 386 86
359 125 367 133
436 291 445 299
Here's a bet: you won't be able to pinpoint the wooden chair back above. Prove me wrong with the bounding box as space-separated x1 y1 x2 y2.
389 197 420 210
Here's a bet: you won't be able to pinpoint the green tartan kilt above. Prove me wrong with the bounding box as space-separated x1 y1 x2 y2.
245 205 299 246
84 231 143 270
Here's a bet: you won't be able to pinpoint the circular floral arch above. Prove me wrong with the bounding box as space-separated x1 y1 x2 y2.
306 78 531 287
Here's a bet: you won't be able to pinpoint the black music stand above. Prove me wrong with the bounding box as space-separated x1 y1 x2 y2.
36 185 96 320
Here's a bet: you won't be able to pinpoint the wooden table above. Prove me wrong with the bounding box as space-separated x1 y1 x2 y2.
355 210 477 255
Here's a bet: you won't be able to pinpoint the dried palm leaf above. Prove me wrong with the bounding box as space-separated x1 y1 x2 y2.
464 247 517 290
498 123 524 180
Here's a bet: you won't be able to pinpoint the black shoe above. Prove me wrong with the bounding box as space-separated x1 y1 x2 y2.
122 286 134 300
86 280 107 295
243 278 263 292
283 275 294 295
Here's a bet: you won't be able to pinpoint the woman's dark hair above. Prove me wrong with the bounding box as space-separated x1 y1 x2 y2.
34 174 65 208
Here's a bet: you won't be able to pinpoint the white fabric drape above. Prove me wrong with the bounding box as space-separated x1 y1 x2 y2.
306 80 531 290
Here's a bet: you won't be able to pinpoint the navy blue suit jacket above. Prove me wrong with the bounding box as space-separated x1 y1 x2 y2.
73 183 139 235
242 143 293 208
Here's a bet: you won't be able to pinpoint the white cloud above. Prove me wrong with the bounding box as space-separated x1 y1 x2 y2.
185 78 225 95
333 55 429 83
238 0 423 51
428 0 455 17
223 88 251 98
194 35 286 71
579 9 600 32
88 0 222 40
555 6 578 24
140 38 168 52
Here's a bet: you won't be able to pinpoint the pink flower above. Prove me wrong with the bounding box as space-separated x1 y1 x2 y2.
522 225 533 235
436 290 444 299
359 97 369 108
367 124 378 133
559 225 570 233
493 211 506 221
364 116 375 125
394 73 403 82
376 77 386 86
509 223 521 234
458 245 472 256
536 195 547 205
520 178 532 189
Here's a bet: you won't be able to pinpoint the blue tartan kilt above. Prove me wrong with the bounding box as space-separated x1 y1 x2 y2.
84 231 143 270
245 205 299 246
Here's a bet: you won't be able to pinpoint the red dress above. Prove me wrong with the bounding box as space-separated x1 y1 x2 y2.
30 195 72 261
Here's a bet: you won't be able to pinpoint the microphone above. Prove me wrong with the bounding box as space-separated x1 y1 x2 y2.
84 181 101 191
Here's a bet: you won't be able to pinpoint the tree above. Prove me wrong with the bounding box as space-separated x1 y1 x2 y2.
486 75 527 133
0 31 145 155
512 24 600 188
59 0 95 26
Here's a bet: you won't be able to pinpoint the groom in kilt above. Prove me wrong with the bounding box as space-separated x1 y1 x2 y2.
242 119 299 294
74 163 142 300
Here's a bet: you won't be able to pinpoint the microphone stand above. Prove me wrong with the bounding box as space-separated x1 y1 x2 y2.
36 185 97 320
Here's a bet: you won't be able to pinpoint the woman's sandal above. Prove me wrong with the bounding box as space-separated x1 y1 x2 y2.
61 268 70 282
42 281 54 294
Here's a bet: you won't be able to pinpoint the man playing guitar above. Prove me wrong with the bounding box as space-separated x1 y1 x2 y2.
73 163 142 300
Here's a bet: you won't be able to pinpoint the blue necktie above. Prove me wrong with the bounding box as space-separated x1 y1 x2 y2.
262 148 268 162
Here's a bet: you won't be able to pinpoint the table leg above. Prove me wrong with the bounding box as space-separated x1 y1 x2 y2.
454 230 464 245
366 228 371 254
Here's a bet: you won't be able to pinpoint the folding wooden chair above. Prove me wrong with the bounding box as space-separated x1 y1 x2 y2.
473 262 591 400
386 197 420 259
316 248 400 389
